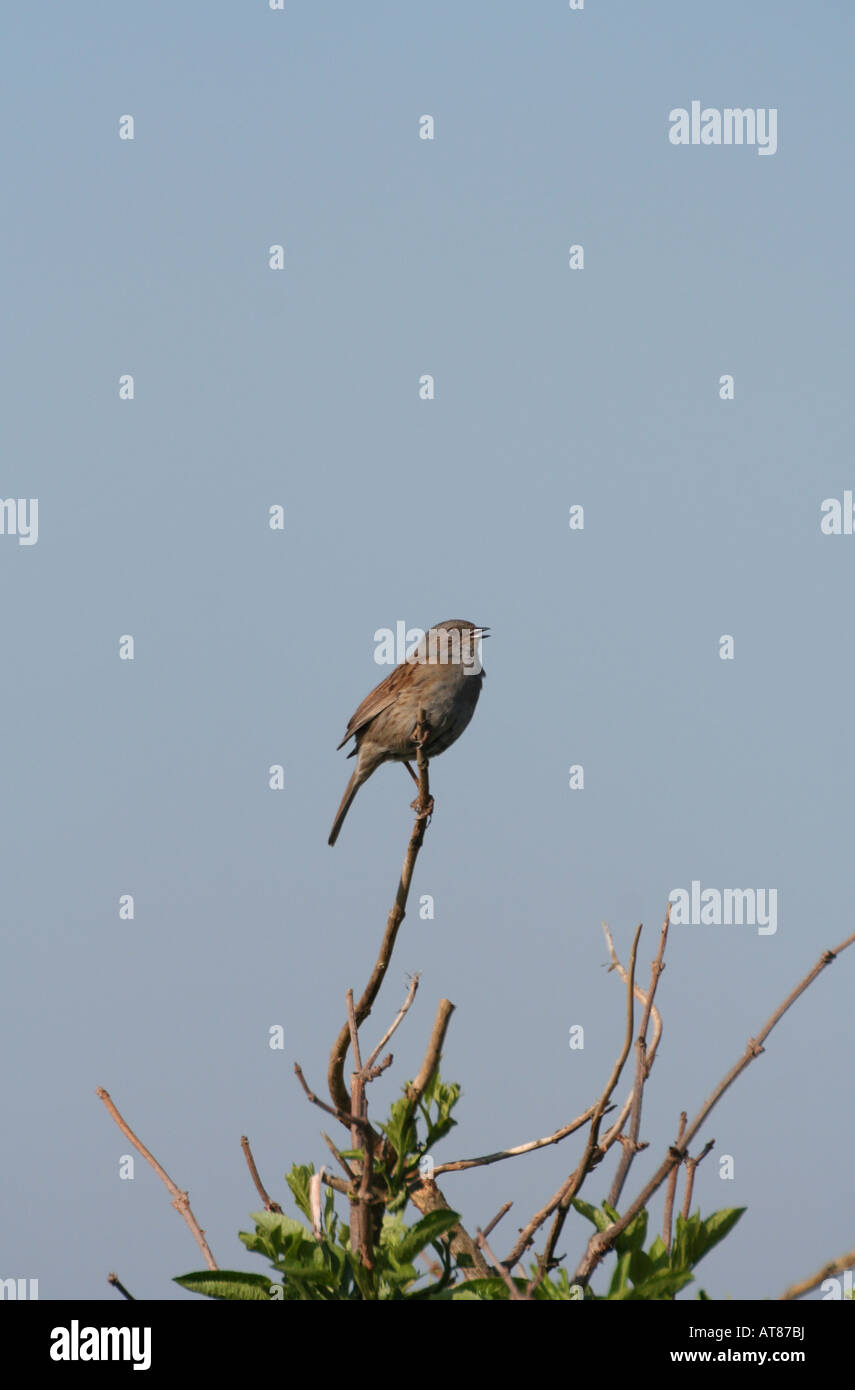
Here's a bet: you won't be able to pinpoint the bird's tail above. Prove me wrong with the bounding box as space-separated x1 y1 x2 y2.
328 767 364 846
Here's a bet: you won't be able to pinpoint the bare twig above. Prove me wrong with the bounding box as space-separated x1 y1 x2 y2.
347 988 378 1268
482 1202 513 1240
240 1135 283 1213
319 1171 351 1196
293 1063 374 1139
510 924 643 1286
96 1087 217 1271
388 998 455 1199
477 1229 527 1300
364 975 420 1072
608 906 671 1207
299 1047 381 1267
363 1055 394 1082
682 929 855 1153
681 1140 715 1220
779 1249 855 1301
601 921 666 1061
321 1130 357 1183
107 1272 135 1301
433 1107 598 1175
399 993 504 1279
573 927 855 1287
663 1112 687 1253
327 716 433 1115
346 989 363 1075
535 924 643 1279
599 917 666 1153
407 999 454 1105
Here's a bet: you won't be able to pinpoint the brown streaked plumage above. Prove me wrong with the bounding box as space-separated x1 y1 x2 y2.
328 619 487 845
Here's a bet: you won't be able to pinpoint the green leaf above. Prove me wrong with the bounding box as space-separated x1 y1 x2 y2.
239 1212 309 1266
276 1260 341 1287
395 1210 460 1263
284 1165 316 1224
531 1268 587 1301
174 1270 274 1301
611 1268 695 1301
379 1213 408 1250
608 1250 634 1295
614 1208 648 1254
628 1248 653 1285
695 1207 745 1262
672 1207 745 1270
673 1211 701 1270
647 1234 668 1268
571 1197 611 1233
448 1277 514 1300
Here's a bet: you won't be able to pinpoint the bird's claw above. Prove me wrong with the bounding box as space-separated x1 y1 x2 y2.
410 794 435 822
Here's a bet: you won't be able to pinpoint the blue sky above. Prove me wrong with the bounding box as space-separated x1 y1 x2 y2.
2 1 853 1300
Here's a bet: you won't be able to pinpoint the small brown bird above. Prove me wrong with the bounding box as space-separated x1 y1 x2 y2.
328 619 487 845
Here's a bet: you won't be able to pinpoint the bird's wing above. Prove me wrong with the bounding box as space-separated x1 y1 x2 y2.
336 662 412 750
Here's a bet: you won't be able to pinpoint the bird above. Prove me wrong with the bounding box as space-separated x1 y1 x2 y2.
328 619 487 846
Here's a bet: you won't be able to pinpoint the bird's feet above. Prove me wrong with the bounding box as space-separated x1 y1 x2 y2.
410 793 435 823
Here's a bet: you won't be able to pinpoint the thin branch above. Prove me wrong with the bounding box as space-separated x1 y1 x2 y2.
363 1054 394 1082
364 974 420 1072
482 1202 513 1240
293 1063 374 1139
348 990 377 1269
779 1248 855 1301
107 1272 135 1301
663 1112 687 1253
240 1135 283 1214
477 1229 526 1300
389 998 455 1198
681 928 855 1157
607 906 671 1207
407 999 454 1105
509 924 643 1283
432 1107 597 1175
320 1171 351 1196
327 716 433 1116
297 1054 382 1267
402 999 509 1281
573 927 855 1287
599 917 666 1152
346 988 363 1075
535 924 643 1276
602 921 666 1062
321 1130 358 1183
597 1093 635 1154
364 1050 397 1084
95 1087 217 1271
681 1140 715 1219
